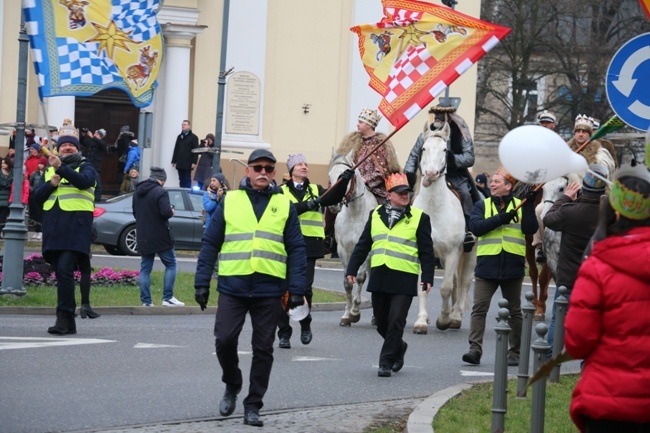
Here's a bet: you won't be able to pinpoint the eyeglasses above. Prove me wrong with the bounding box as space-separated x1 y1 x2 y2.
249 164 275 173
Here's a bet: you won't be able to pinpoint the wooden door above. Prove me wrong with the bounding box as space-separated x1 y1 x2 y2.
75 89 140 196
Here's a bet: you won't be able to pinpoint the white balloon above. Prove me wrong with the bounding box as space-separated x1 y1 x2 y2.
498 125 588 184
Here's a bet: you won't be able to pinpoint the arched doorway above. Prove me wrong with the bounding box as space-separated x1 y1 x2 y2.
75 89 140 197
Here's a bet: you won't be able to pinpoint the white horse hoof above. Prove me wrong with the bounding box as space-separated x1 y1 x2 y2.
413 325 429 335
435 319 450 331
449 320 462 329
349 314 361 324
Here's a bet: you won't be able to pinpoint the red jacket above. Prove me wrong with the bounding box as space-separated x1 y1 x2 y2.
565 226 650 432
10 177 30 205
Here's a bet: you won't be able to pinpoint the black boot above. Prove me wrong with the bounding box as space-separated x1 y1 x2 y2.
79 304 101 319
47 311 77 335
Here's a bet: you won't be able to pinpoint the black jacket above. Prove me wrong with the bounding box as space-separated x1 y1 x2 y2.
81 136 107 172
346 205 435 296
132 179 175 255
171 130 199 169
470 194 538 280
194 179 307 298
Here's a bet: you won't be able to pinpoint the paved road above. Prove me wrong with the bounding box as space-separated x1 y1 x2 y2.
2 252 581 432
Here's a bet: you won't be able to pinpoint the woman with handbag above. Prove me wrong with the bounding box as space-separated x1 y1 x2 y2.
120 140 140 194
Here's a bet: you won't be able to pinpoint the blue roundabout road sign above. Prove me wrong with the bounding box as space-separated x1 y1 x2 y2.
606 32 650 131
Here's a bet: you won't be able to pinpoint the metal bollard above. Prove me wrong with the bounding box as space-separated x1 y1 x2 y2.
492 299 511 433
549 286 569 383
517 291 536 397
530 323 551 433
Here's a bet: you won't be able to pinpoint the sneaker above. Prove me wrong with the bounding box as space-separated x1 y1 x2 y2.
162 297 185 307
142 303 154 307
36 232 42 240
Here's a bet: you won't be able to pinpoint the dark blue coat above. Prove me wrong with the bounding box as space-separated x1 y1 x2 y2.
469 194 538 280
194 180 307 298
30 160 96 258
132 179 174 255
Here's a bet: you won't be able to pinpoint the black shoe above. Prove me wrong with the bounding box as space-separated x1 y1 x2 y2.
47 311 77 335
244 410 263 427
219 386 241 417
507 354 520 367
462 350 481 365
79 304 101 319
536 248 547 263
463 232 476 252
392 341 408 372
300 330 312 345
279 338 291 349
378 366 392 377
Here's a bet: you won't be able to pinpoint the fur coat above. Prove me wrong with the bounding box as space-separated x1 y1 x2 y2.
335 132 401 174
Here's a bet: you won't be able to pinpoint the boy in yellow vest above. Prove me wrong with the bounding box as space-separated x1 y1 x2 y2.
346 173 435 377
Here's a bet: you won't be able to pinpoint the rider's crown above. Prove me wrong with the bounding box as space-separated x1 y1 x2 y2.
608 164 650 221
358 108 382 129
385 173 412 193
574 114 593 133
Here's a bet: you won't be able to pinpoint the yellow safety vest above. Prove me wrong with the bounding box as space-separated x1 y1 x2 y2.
219 190 290 278
281 183 325 239
476 197 526 257
43 165 95 212
369 205 422 275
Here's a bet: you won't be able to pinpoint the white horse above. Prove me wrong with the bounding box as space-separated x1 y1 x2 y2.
412 123 477 334
328 151 378 326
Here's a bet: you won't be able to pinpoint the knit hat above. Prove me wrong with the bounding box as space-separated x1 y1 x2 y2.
537 110 556 124
96 128 106 138
149 166 167 182
574 114 593 133
38 156 48 166
582 163 609 193
212 172 226 185
287 153 307 174
56 121 80 150
475 174 487 184
120 125 130 133
30 143 40 152
358 108 382 129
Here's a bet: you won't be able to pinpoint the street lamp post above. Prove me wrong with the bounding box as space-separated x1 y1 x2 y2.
212 0 232 175
1 14 29 295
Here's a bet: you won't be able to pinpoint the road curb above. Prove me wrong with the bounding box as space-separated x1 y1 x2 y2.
406 382 473 433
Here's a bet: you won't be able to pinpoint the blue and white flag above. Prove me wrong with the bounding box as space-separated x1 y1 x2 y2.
22 0 163 107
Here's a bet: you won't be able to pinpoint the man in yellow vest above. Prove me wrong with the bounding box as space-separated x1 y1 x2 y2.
277 153 354 349
30 121 97 335
462 168 538 367
346 173 435 377
193 148 306 427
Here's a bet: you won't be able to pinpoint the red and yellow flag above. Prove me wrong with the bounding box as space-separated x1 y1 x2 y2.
351 0 510 129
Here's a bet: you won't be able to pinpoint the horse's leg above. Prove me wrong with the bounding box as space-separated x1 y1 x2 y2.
537 263 552 320
413 278 430 334
436 258 456 331
449 250 476 329
339 276 355 327
525 234 542 319
349 268 365 324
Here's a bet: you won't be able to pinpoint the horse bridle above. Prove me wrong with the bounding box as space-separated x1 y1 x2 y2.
543 175 569 205
419 125 449 183
330 155 365 206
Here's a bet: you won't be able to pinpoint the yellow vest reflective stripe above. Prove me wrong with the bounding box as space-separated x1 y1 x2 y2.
369 205 422 275
476 197 526 257
281 183 325 238
43 166 95 212
219 190 290 278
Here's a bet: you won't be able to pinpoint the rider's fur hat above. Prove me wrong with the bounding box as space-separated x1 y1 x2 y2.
574 114 593 133
358 108 381 129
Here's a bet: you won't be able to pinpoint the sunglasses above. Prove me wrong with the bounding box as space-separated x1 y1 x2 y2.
249 164 275 173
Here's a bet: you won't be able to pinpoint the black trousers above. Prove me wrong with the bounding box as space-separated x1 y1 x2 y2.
214 293 281 412
372 292 412 369
585 417 650 433
177 169 192 188
277 258 315 339
47 250 83 314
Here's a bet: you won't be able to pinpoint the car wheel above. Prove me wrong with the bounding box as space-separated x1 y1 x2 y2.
103 245 123 255
119 225 139 256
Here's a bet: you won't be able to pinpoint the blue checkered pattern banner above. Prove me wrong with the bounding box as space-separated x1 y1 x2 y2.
22 0 163 108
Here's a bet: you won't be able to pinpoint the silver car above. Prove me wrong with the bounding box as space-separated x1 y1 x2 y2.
92 188 206 256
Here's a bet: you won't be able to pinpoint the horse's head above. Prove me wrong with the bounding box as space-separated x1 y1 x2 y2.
328 150 362 210
540 172 583 218
419 122 450 187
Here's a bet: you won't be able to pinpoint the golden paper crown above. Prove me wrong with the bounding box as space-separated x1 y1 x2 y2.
574 114 593 133
608 164 650 221
385 173 410 192
358 108 382 129
495 166 517 185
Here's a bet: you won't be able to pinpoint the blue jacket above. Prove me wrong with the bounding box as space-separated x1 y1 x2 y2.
469 193 538 280
194 179 307 298
202 189 222 229
124 146 141 173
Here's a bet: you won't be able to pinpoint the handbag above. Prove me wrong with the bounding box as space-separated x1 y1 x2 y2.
118 153 127 163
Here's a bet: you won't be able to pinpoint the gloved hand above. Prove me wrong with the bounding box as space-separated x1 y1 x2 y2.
523 190 537 205
194 287 210 311
498 210 518 225
338 169 355 182
306 198 321 211
287 295 305 310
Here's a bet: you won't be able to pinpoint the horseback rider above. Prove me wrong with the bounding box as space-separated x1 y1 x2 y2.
404 103 481 250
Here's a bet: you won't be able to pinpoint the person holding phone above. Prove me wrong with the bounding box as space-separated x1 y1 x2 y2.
345 173 435 377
